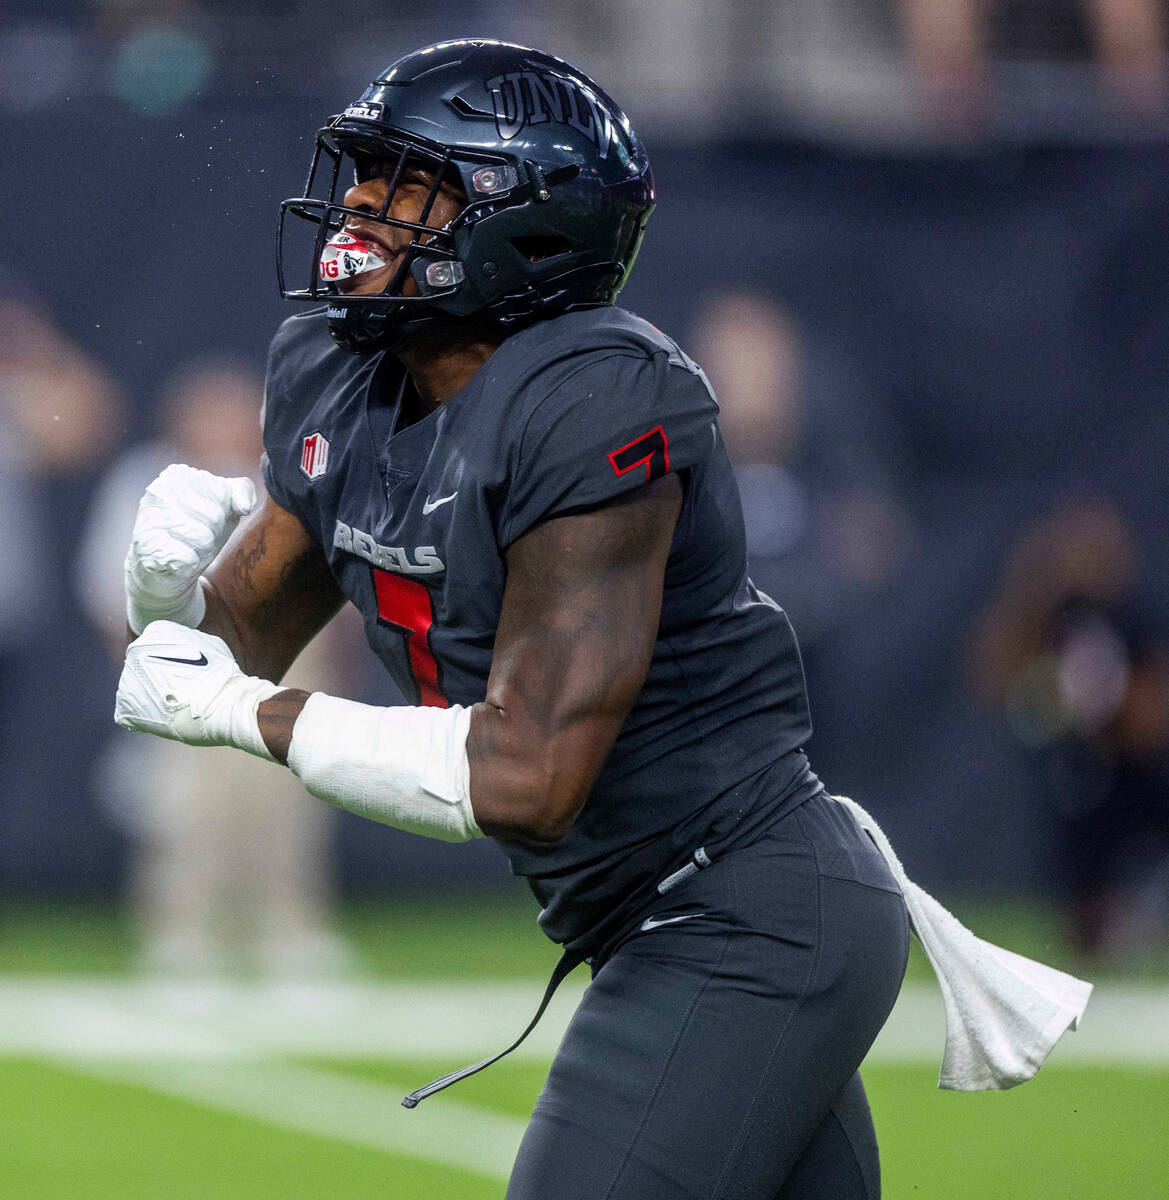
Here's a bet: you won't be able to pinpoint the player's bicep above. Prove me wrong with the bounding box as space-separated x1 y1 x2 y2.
468 472 682 843
203 492 344 681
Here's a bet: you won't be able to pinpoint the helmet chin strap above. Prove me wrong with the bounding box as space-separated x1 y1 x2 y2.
326 249 622 356
327 302 494 357
325 299 428 355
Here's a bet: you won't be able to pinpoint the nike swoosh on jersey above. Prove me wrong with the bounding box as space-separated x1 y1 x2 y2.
639 912 706 933
148 653 209 666
422 492 458 515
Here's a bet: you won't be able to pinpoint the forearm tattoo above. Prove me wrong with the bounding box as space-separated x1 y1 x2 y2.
208 515 341 680
230 526 268 594
253 546 326 626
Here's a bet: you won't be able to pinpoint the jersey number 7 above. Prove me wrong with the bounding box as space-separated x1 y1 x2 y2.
372 568 447 707
607 425 670 483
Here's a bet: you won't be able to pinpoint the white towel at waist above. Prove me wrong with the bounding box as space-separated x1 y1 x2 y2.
833 795 1093 1091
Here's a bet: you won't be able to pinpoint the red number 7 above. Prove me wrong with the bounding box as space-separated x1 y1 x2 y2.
371 568 447 707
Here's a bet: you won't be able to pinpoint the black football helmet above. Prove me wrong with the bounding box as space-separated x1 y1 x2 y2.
278 38 655 354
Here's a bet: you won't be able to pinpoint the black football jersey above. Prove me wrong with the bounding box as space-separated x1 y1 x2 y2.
262 305 819 954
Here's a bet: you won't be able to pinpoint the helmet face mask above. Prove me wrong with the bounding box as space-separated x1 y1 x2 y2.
278 135 471 343
277 39 655 354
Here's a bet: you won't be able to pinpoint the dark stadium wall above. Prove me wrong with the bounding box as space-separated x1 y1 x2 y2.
3 99 1168 897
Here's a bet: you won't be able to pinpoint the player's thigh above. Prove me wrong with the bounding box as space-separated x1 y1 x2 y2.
507 835 907 1199
693 874 905 1200
507 910 737 1200
776 1073 880 1200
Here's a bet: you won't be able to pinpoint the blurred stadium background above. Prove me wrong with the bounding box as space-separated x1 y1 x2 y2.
2 1 1169 1196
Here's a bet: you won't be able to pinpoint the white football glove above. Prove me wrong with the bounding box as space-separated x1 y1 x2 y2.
124 464 256 634
115 621 282 760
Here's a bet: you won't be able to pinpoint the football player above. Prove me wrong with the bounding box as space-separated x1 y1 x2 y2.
116 39 909 1199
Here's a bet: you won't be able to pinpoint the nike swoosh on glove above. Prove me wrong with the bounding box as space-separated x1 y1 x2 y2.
124 464 256 634
115 621 282 760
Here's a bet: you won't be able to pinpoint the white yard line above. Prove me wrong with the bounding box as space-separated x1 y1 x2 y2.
0 977 586 1060
2 977 1166 1184
0 977 1166 1065
68 1057 527 1182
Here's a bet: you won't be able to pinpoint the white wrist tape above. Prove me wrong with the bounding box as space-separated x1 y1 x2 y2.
181 671 283 762
286 693 482 843
126 577 207 636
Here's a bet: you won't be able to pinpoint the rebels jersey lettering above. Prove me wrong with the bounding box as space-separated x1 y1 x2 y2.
262 306 817 954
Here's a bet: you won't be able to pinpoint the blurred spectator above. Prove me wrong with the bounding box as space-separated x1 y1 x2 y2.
0 290 122 474
971 498 1169 961
0 328 50 689
1087 0 1169 112
78 358 354 976
690 291 915 659
900 0 988 128
899 0 1169 126
0 283 126 891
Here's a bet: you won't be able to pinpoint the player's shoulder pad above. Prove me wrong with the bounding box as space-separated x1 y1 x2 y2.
262 308 352 439
496 308 718 545
266 308 336 387
486 306 712 423
507 305 689 367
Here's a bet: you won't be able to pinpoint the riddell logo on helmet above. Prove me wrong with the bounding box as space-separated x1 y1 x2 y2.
485 71 618 158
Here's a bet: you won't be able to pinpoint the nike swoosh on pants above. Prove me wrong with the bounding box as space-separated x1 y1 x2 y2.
639 913 706 933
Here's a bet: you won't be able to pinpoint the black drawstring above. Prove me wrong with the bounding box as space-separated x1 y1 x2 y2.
401 947 584 1109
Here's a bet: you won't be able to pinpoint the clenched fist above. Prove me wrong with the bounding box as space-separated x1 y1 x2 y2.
124 463 256 634
115 621 281 759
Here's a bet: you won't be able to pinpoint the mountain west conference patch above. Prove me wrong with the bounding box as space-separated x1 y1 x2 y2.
300 431 330 480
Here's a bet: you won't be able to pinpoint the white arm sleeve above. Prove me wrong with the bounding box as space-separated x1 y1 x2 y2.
286 693 482 843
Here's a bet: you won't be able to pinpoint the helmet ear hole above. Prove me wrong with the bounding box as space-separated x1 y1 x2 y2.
511 236 572 263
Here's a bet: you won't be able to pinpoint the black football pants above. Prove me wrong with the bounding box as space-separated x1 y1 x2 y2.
505 792 910 1200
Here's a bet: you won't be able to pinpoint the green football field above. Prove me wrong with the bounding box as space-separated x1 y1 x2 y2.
2 897 1167 1198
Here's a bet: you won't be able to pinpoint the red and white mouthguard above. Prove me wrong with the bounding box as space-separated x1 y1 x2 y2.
319 232 388 283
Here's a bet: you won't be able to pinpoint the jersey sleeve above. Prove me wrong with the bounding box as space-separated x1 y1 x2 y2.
258 318 319 538
500 346 718 547
260 445 308 530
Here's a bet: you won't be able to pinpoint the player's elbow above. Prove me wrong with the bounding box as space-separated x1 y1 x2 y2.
523 784 583 844
470 759 587 846
466 703 604 844
486 814 575 847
